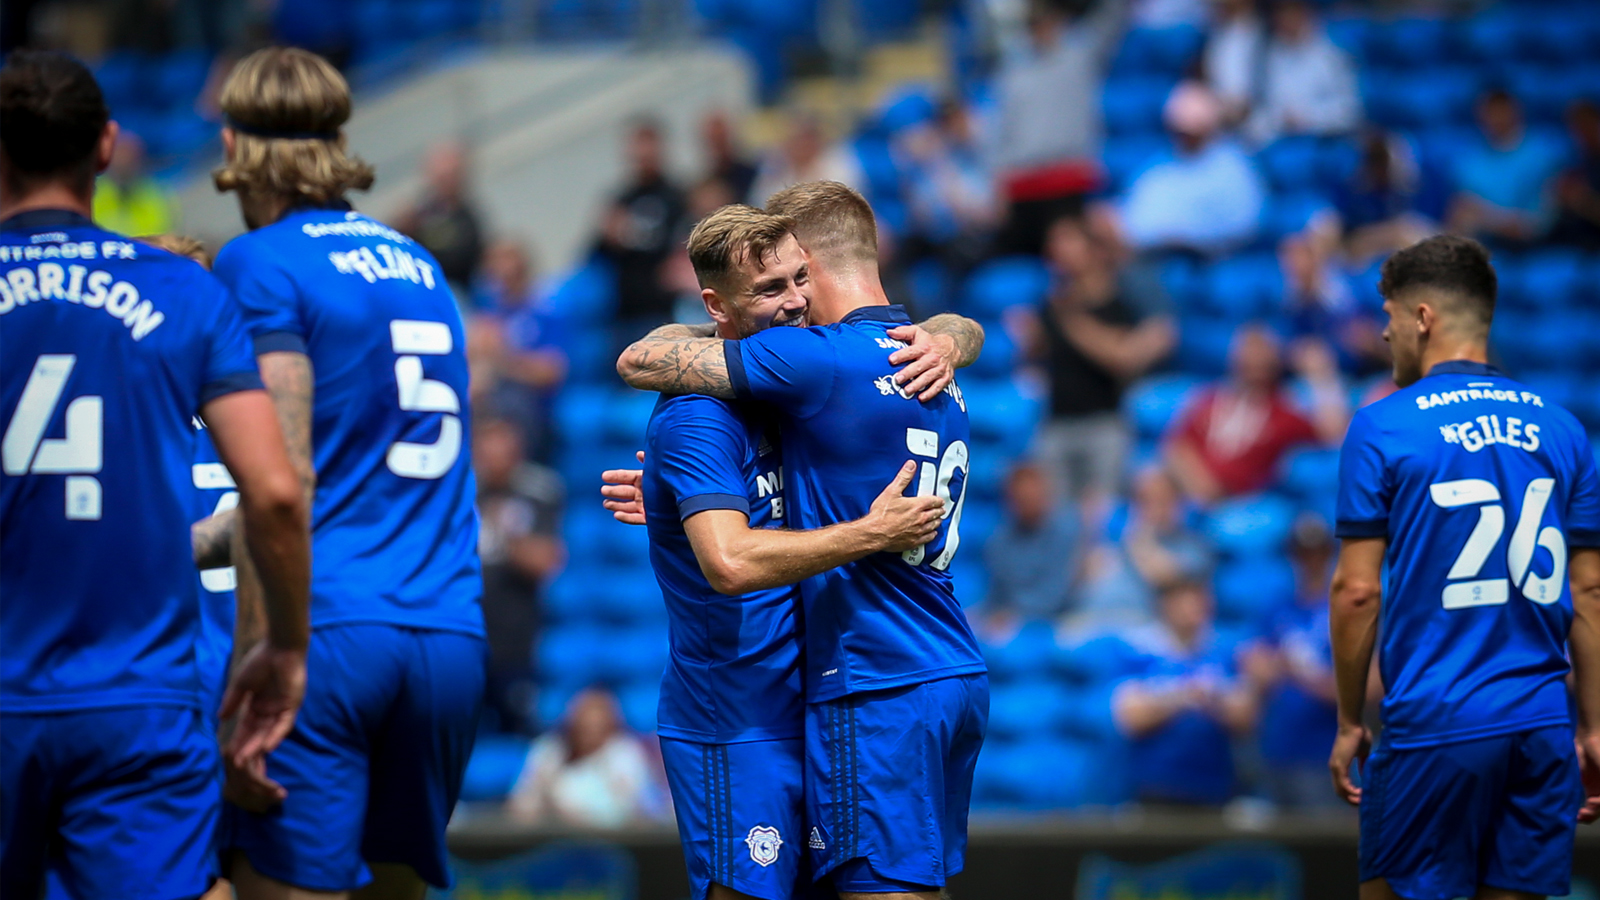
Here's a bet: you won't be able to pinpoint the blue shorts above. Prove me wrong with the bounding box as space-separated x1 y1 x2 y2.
1360 724 1582 900
805 673 988 890
661 736 831 900
2 705 220 900
225 624 486 892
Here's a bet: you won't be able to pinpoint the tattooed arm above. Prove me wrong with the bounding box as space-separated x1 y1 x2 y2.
919 314 986 368
615 323 738 398
193 507 237 569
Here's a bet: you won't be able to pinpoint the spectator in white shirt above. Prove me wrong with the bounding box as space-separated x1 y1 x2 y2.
1244 0 1361 146
748 114 865 207
1203 0 1265 128
507 688 663 828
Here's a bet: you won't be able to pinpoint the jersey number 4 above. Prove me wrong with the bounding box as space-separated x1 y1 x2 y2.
2 355 102 520
387 320 461 479
902 427 969 570
1429 477 1566 609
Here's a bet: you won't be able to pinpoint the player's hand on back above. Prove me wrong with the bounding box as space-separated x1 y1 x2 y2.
223 747 288 813
1328 722 1371 807
602 451 647 526
220 639 308 769
862 461 946 553
886 325 957 402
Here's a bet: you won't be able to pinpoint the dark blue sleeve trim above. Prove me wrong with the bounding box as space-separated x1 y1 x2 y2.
679 492 750 519
253 330 307 355
199 370 265 406
1335 518 1389 539
1570 529 1600 549
725 341 750 399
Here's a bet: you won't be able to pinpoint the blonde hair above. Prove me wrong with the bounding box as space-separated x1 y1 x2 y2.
139 233 209 267
212 47 374 204
685 204 797 294
765 181 877 270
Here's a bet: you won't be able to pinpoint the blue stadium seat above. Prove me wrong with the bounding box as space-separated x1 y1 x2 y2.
961 257 1051 319
461 736 532 802
401 0 459 39
1493 311 1593 373
1506 63 1577 124
1123 374 1202 442
617 677 659 733
588 568 666 624
537 623 613 688
602 389 655 445
1522 11 1593 63
986 680 1066 741
1279 447 1340 506
1204 493 1295 558
1200 253 1282 321
544 259 618 324
1110 26 1203 78
553 385 609 449
1174 315 1236 377
975 737 1099 809
1363 68 1477 130
980 621 1057 684
854 135 902 201
873 86 938 136
1518 249 1585 309
907 258 953 317
152 51 210 112
1157 254 1204 308
1323 17 1368 63
1456 9 1525 64
949 556 989 608
1213 554 1297 627
1101 137 1170 193
95 52 150 114
1516 372 1580 420
966 322 1017 380
1256 136 1323 193
1259 192 1333 243
1365 18 1450 69
1316 137 1363 188
1102 76 1174 138
962 379 1043 459
544 568 598 621
956 496 1002 557
592 626 669 684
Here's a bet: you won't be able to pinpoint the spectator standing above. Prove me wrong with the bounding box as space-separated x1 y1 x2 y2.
1203 0 1265 128
474 418 565 735
1110 580 1267 806
993 0 1128 255
468 239 568 460
1552 98 1600 249
700 110 757 202
396 141 486 300
596 118 687 343
506 688 662 827
1075 466 1215 630
1253 514 1343 811
899 98 1001 275
1164 325 1347 504
976 463 1083 637
92 131 175 236
748 113 865 208
1446 89 1566 246
1018 214 1174 514
1115 81 1266 255
1335 131 1435 264
1243 0 1361 146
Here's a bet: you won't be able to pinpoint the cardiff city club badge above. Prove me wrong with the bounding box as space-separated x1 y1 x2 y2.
744 825 783 867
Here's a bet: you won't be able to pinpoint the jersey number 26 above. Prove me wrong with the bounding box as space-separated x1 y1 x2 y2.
1429 477 1566 609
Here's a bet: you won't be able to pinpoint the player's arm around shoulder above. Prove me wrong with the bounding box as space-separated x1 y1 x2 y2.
616 322 737 398
887 314 985 402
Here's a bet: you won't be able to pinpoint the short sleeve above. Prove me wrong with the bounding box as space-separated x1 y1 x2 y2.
725 326 836 419
1335 407 1392 539
652 398 752 520
213 238 306 355
1567 438 1600 549
197 276 263 407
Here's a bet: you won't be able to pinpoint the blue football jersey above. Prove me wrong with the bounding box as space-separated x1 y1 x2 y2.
643 394 802 742
213 207 482 635
725 305 986 702
0 210 262 711
1337 361 1600 748
192 422 237 715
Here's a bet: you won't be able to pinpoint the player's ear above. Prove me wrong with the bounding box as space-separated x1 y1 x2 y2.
221 127 237 161
95 120 119 174
1414 299 1435 338
702 287 732 327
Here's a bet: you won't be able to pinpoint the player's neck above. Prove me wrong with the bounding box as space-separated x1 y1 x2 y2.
813 266 889 324
1420 338 1490 377
240 191 295 230
0 181 94 224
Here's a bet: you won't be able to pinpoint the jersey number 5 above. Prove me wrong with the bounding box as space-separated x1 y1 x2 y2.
902 427 969 570
2 355 102 520
387 320 461 480
1429 477 1566 609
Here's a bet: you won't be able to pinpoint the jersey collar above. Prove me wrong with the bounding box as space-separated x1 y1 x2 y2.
0 208 95 231
1425 360 1502 379
839 304 911 326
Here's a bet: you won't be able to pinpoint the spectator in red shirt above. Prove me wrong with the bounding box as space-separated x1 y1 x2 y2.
1164 325 1347 503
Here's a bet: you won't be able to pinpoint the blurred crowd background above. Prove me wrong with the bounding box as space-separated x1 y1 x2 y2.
12 0 1600 828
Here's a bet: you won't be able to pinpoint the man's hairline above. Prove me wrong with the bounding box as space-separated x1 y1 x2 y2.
1384 285 1493 333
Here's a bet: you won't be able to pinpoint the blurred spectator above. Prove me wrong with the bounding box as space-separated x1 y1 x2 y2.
507 688 660 827
701 110 757 203
1552 98 1600 249
92 132 175 237
1243 0 1361 146
596 118 687 343
1254 513 1342 811
662 177 739 325
1115 81 1265 255
1203 0 1264 127
468 239 568 459
1075 466 1214 629
976 463 1082 636
1446 89 1566 246
1164 325 1347 504
1336 131 1435 264
993 0 1128 255
1017 214 1174 514
396 141 486 299
749 113 865 207
1111 580 1266 806
475 418 565 735
899 98 1001 275
1281 232 1387 377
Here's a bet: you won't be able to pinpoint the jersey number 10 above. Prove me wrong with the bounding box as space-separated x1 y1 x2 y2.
901 427 969 570
3 355 102 520
1429 477 1566 609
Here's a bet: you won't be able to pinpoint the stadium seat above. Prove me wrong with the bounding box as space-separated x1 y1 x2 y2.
1102 76 1174 139
152 51 210 112
1200 253 1282 321
955 496 1001 555
1493 311 1594 374
854 135 902 201
592 626 669 684
1256 136 1323 193
986 680 1066 741
1157 254 1204 308
961 257 1051 319
985 737 1099 809
544 567 598 621
1259 191 1334 243
1110 25 1203 78
949 556 989 609
962 379 1043 459
1123 374 1202 443
537 623 613 688
543 259 618 324
1363 68 1477 130
1101 136 1170 193
872 86 938 136
1203 493 1295 558
1174 315 1236 377
980 621 1057 684
1506 63 1576 124
601 388 656 445
1365 18 1450 69
1279 447 1340 506
1521 11 1593 63
588 568 667 624
1213 554 1297 627
965 324 1017 380
1515 372 1581 420
553 386 609 455
460 735 532 802
1456 8 1525 65
617 677 659 733
1518 249 1585 309
1323 17 1368 63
